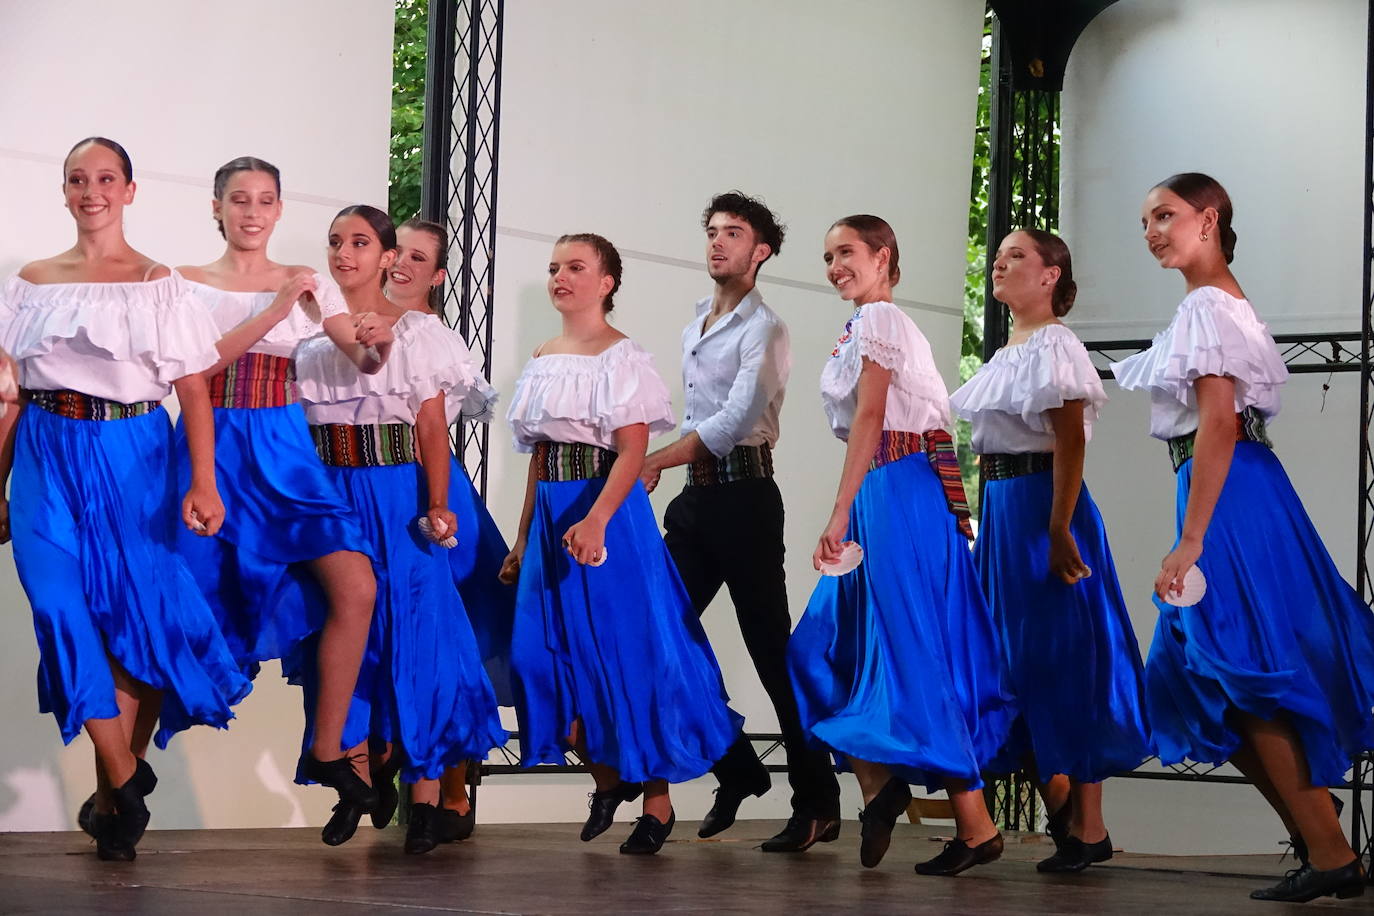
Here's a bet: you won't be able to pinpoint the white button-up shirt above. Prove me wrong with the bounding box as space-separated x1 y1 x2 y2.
680 288 790 457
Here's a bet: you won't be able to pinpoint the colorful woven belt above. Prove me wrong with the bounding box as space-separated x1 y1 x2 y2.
209 352 298 408
981 451 1054 481
1167 407 1273 472
686 443 774 487
869 429 973 540
311 422 417 467
533 441 616 482
24 388 159 420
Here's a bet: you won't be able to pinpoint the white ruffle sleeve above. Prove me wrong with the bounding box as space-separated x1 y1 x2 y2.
951 324 1106 433
296 311 496 425
312 273 350 321
1111 287 1288 417
507 338 676 452
1 271 220 388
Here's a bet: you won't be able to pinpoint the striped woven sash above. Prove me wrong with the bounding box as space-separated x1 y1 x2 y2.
311 422 417 467
208 352 298 408
533 441 616 482
24 388 159 420
1167 407 1273 472
980 451 1054 481
870 429 973 541
686 443 774 487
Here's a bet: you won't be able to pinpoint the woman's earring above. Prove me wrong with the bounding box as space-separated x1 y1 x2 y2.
1200 233 1209 242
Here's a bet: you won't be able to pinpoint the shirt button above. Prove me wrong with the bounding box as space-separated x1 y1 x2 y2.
688 382 694 388
686 415 692 420
691 350 697 356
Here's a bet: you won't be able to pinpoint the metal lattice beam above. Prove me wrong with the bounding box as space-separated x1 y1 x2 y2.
421 0 504 497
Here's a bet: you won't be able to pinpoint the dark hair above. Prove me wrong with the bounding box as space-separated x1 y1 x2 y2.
333 205 398 288
212 156 281 239
65 137 132 182
398 217 449 317
701 191 786 275
1154 172 1237 264
555 233 623 313
1012 228 1077 316
830 214 900 286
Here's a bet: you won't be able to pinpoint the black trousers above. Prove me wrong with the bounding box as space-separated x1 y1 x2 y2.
663 477 840 818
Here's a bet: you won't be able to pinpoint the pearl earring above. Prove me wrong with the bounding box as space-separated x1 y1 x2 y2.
1200 233 1209 242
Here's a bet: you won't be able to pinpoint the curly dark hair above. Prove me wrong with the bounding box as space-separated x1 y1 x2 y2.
701 191 786 275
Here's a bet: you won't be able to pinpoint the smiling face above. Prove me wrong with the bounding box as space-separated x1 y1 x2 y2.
823 225 890 304
214 170 281 251
327 213 395 292
991 231 1057 311
547 240 614 314
1142 186 1214 271
389 225 445 305
705 211 767 283
62 142 135 232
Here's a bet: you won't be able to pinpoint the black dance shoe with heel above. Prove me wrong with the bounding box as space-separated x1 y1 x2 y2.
369 755 404 829
760 811 842 853
438 805 475 843
698 755 771 838
915 832 1005 876
581 781 643 842
1249 859 1366 903
93 812 133 862
858 778 911 868
77 793 98 838
1036 834 1113 873
619 810 675 855
304 753 378 847
404 802 440 855
111 758 158 852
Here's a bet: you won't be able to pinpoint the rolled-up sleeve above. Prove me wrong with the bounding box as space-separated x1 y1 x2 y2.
694 318 789 457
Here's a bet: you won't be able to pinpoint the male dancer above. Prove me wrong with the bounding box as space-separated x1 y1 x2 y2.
641 191 841 851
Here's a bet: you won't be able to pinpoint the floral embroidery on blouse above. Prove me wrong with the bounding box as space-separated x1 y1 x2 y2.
830 307 861 358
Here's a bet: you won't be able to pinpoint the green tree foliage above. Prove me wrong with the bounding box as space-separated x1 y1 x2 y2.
391 0 428 220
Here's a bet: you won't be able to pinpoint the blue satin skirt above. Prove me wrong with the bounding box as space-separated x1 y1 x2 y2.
975 471 1151 782
1146 442 1374 787
174 405 372 680
445 457 515 707
11 405 251 747
788 453 1016 792
297 461 505 784
510 477 743 783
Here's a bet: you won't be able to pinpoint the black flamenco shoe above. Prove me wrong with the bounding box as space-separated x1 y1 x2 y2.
1249 859 1366 903
93 812 133 862
619 810 675 855
698 759 771 838
858 778 912 868
581 781 643 842
111 758 158 850
914 832 1005 877
760 811 842 853
1045 799 1072 850
1036 834 1113 873
321 799 371 847
77 793 98 838
370 755 404 830
404 802 440 855
438 805 475 843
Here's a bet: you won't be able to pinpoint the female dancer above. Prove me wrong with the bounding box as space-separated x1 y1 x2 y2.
0 137 250 860
170 156 383 833
788 215 1015 875
501 232 743 855
950 229 1151 873
295 205 506 854
373 217 516 844
1113 172 1372 903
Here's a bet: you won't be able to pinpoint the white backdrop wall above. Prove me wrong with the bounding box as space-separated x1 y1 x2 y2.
1061 0 1364 854
471 0 985 823
0 0 394 830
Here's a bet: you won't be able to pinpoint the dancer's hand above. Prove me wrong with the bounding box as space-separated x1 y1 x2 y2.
498 540 524 585
811 512 847 570
0 497 10 545
1049 529 1092 585
268 271 318 322
562 517 607 566
425 505 459 544
639 461 661 494
353 312 395 348
1155 538 1202 600
183 483 225 537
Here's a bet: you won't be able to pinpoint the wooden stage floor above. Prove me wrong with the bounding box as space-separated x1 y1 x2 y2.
0 819 1366 914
